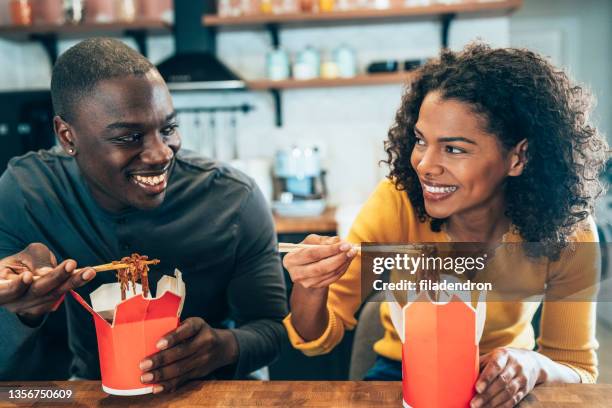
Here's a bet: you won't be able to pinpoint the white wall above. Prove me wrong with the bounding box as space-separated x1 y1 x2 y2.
510 0 612 145
0 13 510 207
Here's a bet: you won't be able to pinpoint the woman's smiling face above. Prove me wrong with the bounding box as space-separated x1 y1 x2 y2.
410 91 524 221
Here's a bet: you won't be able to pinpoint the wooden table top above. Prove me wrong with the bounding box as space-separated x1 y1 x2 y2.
0 381 611 407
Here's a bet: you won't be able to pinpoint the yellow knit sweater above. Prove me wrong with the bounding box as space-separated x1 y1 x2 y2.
284 179 599 383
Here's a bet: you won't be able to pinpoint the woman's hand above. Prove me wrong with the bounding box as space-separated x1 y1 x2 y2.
283 234 357 289
471 348 543 408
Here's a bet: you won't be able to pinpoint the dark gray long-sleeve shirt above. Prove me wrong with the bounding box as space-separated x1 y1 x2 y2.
0 147 288 380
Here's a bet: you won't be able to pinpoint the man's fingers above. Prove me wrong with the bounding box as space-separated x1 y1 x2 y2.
66 268 97 289
143 336 202 371
141 353 202 386
158 318 203 350
152 365 202 394
0 274 30 304
27 259 76 296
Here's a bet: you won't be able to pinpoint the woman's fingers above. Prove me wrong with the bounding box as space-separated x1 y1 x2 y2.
473 363 517 407
298 258 352 288
476 349 509 394
311 262 352 288
288 250 354 283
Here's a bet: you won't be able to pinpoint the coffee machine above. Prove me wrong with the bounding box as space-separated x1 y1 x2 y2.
272 146 327 217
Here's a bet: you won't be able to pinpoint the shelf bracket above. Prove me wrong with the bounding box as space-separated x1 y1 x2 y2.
271 89 282 127
30 33 59 65
125 29 148 57
265 23 280 49
440 13 455 49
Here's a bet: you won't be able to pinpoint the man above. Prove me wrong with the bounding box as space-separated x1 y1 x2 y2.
0 38 287 392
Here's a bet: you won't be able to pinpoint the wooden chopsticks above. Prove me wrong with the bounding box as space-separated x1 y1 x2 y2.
278 242 361 253
0 259 160 285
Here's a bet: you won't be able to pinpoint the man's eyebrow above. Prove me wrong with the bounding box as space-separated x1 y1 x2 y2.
414 127 477 145
106 121 142 130
164 111 177 123
105 112 177 130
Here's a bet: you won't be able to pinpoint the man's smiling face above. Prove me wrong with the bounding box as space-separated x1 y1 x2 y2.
63 69 181 213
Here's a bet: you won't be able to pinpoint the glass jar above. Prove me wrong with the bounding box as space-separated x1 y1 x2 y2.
266 48 290 81
333 44 357 78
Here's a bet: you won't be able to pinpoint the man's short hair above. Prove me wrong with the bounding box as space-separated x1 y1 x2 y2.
50 37 156 122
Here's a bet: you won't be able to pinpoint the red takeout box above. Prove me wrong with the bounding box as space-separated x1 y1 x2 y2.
388 283 486 408
70 269 185 396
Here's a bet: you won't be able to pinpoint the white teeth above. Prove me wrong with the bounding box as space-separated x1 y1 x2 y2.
424 184 457 194
133 173 166 186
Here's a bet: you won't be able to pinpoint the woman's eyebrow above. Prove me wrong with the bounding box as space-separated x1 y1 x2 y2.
414 127 477 145
438 136 477 145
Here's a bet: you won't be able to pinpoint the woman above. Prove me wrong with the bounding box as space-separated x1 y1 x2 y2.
283 43 609 407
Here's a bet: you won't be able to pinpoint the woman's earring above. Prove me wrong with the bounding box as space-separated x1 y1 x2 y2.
68 147 75 155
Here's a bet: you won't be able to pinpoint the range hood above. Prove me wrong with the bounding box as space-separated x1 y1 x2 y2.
157 0 245 91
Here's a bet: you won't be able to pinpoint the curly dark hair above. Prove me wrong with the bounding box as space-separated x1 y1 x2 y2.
384 43 609 260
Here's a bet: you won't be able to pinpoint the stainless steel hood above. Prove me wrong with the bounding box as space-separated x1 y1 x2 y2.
157 0 245 91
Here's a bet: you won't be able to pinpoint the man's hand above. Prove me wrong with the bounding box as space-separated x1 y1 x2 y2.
0 243 96 322
471 348 543 408
139 317 239 393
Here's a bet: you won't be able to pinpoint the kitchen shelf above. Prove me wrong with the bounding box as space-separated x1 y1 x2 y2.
201 0 521 127
203 0 521 27
247 71 415 90
0 20 172 63
250 72 415 126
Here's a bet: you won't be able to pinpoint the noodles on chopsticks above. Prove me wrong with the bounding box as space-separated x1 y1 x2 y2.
113 253 160 300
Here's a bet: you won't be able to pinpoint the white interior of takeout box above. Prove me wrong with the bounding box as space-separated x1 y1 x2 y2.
386 273 487 344
89 269 185 325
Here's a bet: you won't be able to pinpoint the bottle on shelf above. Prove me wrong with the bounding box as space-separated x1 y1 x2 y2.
320 54 339 79
299 0 314 12
319 0 334 12
9 0 32 25
266 48 290 80
333 44 357 78
260 0 273 13
293 46 320 80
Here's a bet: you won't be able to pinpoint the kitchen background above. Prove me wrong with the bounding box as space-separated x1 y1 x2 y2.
0 0 610 382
